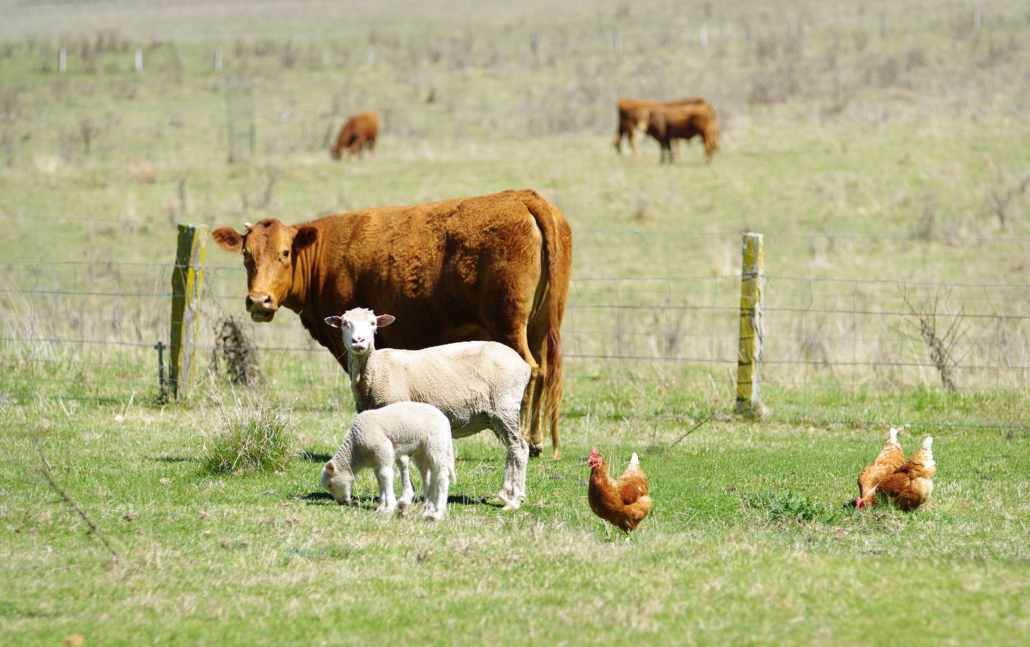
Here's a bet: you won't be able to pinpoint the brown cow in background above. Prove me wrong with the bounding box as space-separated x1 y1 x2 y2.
613 96 706 156
210 189 573 460
330 110 379 161
637 102 721 164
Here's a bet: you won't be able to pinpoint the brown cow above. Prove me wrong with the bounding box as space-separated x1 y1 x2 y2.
613 96 706 156
330 110 379 161
211 189 573 460
637 102 721 164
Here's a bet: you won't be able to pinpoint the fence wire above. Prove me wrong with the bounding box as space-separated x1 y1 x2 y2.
3 226 1029 427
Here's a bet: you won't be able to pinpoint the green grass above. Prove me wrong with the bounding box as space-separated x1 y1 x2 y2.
2 399 1028 646
3 1 1030 644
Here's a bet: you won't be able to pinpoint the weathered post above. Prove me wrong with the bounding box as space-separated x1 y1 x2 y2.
736 233 764 415
169 224 207 398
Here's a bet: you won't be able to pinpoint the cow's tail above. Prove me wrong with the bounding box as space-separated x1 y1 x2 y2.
522 190 572 460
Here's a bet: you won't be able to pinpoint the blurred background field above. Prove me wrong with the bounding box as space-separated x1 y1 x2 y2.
2 0 1029 427
1 2 1030 644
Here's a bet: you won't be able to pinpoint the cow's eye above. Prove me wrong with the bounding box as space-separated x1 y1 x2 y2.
282 250 290 259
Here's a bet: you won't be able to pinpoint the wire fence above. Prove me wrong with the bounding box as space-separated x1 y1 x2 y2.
2 218 1029 426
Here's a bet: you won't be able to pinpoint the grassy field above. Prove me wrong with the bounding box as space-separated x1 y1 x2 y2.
2 1 1030 645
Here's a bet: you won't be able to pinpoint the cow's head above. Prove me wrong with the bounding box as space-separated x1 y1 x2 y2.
329 142 344 161
211 219 318 323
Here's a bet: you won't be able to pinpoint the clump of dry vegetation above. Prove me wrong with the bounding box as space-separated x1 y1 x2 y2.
212 314 262 387
202 401 294 474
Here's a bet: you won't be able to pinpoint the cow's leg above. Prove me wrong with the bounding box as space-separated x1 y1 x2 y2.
613 129 623 153
480 263 548 456
629 129 640 157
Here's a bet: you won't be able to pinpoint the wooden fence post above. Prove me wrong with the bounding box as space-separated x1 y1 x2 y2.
736 233 764 415
170 223 207 399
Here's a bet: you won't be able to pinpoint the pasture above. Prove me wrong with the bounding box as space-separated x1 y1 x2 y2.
2 0 1029 645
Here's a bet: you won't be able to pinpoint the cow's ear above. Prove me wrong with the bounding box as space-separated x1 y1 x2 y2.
376 314 396 328
293 226 318 252
325 316 344 328
212 227 244 253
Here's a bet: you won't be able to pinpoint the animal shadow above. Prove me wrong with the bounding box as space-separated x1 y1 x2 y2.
299 450 334 463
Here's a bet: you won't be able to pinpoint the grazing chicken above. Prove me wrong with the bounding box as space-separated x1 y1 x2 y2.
857 436 936 511
855 427 906 507
587 447 652 534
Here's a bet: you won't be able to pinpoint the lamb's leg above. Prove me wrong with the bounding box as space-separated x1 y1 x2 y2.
397 454 415 507
413 455 433 518
429 464 449 520
374 465 397 513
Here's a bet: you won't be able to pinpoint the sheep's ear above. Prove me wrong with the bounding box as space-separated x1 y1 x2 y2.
325 316 343 328
376 314 396 327
325 461 335 473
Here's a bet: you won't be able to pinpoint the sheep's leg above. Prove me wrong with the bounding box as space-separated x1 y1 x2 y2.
397 455 415 507
374 465 397 513
495 412 529 510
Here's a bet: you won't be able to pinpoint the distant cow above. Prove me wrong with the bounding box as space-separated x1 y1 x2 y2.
330 110 379 161
637 103 721 164
613 96 706 156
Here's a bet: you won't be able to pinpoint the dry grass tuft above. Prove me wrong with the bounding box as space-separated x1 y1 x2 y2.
202 401 295 474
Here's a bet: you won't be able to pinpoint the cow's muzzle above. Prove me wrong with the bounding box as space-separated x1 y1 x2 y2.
245 293 277 322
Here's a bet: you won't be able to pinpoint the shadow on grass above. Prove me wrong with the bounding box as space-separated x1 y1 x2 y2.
299 450 334 463
296 491 505 509
155 456 196 463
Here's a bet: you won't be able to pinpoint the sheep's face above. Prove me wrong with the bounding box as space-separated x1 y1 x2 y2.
322 461 355 505
324 308 395 355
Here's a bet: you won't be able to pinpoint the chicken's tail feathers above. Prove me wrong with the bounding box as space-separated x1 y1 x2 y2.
888 427 900 443
918 436 935 468
630 452 640 465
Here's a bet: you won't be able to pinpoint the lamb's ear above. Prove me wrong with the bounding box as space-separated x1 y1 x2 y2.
325 461 335 473
376 314 396 327
325 316 343 328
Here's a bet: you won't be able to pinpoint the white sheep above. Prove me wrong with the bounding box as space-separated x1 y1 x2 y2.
321 401 456 520
325 308 532 510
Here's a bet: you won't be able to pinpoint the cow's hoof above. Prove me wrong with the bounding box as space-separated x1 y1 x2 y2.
528 445 543 458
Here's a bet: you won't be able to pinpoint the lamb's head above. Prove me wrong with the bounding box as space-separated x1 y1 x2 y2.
324 308 395 355
321 460 355 505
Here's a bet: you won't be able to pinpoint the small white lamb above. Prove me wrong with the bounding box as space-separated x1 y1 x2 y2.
321 401 456 520
325 308 532 509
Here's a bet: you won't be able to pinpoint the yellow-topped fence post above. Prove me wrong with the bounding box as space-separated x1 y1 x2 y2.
169 223 207 399
736 233 764 415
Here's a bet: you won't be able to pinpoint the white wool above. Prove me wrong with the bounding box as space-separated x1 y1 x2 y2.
326 307 532 510
322 401 456 520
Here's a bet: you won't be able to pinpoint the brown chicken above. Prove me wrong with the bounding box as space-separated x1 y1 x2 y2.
588 447 652 534
854 427 906 508
857 436 936 511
